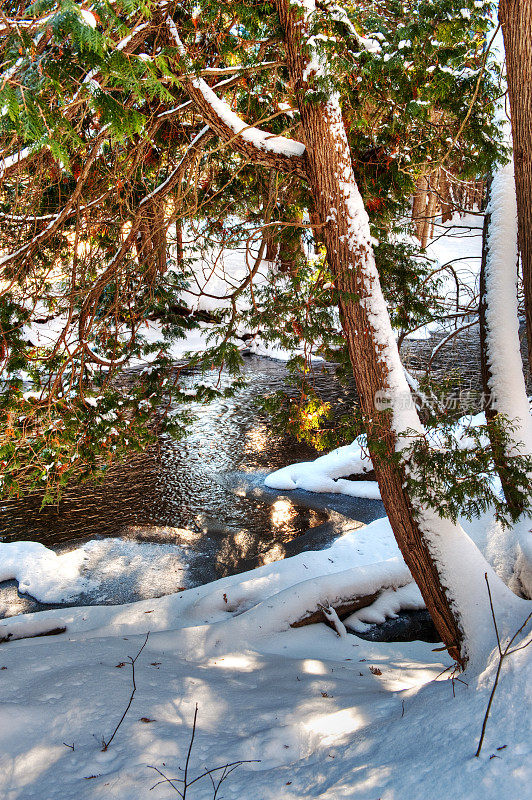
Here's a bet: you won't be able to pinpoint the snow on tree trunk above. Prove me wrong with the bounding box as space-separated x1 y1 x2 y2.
275 0 527 668
482 162 532 456
479 161 532 592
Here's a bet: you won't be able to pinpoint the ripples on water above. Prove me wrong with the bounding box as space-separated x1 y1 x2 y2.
0 356 381 615
1 356 359 541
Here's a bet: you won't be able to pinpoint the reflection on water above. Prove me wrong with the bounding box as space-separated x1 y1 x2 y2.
0 356 368 588
271 498 297 530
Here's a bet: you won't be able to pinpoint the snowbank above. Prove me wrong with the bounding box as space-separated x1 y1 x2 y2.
0 515 530 800
265 440 378 498
264 413 492 500
0 541 95 603
0 538 192 608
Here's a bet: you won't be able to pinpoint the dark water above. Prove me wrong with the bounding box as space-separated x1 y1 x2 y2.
0 356 385 613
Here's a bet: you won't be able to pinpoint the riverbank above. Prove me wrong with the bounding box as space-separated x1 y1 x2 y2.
1 510 530 800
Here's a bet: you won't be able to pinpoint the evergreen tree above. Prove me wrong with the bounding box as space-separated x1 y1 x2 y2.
1 0 527 663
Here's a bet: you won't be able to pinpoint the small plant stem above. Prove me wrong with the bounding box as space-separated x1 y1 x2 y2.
102 632 150 751
475 576 532 757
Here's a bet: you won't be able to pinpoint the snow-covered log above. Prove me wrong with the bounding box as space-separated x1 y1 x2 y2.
213 560 413 639
0 617 66 644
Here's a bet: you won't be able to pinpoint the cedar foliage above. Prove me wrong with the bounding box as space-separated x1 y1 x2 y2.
0 0 516 515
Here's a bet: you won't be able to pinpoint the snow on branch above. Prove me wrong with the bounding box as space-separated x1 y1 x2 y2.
323 1 381 52
139 124 212 207
166 17 308 178
0 147 32 179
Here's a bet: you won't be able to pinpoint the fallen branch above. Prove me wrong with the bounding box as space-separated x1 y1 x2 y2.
291 589 382 628
321 604 348 637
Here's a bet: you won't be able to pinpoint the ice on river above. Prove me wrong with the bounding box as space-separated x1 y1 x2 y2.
0 537 193 608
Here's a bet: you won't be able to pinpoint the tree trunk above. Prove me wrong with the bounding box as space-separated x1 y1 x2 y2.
275 0 468 664
440 170 453 223
499 0 532 380
479 164 532 562
309 207 324 249
175 218 184 266
479 174 523 517
412 173 429 242
135 195 167 283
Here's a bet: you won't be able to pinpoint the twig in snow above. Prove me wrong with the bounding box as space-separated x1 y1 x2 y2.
101 632 150 751
475 575 532 757
148 704 259 798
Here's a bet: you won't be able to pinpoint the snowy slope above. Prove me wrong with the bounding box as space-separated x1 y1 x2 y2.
0 515 531 800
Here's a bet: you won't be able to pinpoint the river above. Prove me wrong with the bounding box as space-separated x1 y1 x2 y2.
0 355 384 616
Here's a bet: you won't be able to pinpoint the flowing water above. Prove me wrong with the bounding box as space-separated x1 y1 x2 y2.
0 356 384 615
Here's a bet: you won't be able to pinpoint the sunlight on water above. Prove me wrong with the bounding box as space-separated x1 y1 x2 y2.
271 498 297 529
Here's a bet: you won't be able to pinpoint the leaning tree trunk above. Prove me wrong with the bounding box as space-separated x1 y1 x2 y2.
499 0 532 380
274 0 532 667
275 0 472 664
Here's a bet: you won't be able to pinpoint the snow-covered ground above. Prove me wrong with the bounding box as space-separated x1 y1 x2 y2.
1 515 531 800
2 213 531 798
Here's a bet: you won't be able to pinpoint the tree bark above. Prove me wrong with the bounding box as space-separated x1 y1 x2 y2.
499 0 532 380
275 0 466 665
136 195 167 283
412 173 429 242
175 218 184 266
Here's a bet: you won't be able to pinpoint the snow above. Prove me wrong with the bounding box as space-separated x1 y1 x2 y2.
484 160 532 455
314 91 526 664
2 14 531 796
193 78 305 156
139 125 210 207
193 79 306 157
481 158 532 594
20 236 319 368
0 146 31 177
1 509 527 643
0 538 195 609
325 2 380 52
0 615 67 643
79 9 97 29
116 22 149 51
0 541 95 604
0 514 530 799
265 439 379 498
264 413 496 502
344 582 425 632
166 17 305 158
